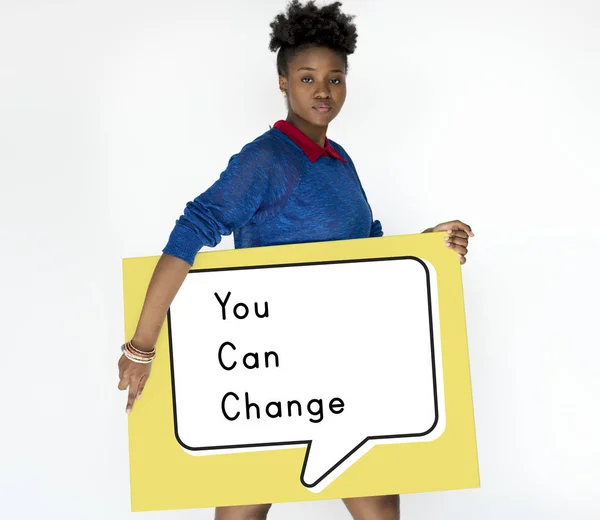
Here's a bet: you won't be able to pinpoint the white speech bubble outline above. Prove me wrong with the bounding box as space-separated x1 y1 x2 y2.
299 257 445 491
167 256 445 492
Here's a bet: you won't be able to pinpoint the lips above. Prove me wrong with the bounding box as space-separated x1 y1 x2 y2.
313 103 332 113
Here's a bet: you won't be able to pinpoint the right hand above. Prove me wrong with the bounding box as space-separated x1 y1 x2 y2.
118 354 152 414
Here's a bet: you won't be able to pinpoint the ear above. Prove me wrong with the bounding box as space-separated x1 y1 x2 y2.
278 75 287 92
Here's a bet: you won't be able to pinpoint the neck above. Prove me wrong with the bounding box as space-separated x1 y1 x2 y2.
286 113 328 148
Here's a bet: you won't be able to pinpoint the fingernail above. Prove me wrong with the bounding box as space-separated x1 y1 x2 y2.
126 408 130 414
446 242 450 247
444 236 449 241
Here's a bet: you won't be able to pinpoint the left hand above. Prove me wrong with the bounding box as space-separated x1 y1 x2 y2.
423 220 474 265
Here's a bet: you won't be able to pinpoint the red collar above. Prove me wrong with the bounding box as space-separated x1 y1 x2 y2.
272 120 347 163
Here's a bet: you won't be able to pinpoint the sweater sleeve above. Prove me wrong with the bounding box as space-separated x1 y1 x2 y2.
334 144 384 238
162 141 272 265
369 219 383 238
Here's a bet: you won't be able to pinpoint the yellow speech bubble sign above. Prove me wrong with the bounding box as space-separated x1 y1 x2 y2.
123 233 479 512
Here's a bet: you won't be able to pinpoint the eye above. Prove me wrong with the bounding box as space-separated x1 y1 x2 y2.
301 77 343 84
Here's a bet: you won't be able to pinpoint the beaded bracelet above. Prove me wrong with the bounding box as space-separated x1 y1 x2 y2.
121 340 156 364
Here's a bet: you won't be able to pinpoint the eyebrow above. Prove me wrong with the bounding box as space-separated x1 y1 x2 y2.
297 67 345 73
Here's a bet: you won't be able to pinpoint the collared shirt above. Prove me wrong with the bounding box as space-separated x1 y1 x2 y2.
272 120 347 163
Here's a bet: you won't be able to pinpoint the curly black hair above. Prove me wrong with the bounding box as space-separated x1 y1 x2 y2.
268 0 358 76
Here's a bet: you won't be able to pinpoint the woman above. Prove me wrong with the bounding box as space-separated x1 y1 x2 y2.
117 1 474 518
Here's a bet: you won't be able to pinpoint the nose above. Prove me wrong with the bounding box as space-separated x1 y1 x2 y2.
313 79 331 99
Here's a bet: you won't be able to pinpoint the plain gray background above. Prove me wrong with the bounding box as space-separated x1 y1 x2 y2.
1 0 598 518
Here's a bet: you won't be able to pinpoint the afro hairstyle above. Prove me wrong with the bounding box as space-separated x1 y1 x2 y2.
268 0 358 76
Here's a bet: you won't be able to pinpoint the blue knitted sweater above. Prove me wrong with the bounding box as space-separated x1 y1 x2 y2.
163 127 383 266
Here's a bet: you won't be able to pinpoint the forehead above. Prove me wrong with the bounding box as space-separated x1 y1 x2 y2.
289 46 345 71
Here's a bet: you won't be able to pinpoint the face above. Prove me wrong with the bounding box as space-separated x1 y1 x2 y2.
279 46 347 127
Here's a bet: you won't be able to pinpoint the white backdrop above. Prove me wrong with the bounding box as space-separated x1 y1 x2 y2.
1 0 598 518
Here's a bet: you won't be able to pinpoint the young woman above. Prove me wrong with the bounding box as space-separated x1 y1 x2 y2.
117 1 474 518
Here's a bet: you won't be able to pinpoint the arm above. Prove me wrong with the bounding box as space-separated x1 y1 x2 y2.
131 253 191 350
118 253 190 414
336 146 384 238
162 141 272 265
118 141 273 413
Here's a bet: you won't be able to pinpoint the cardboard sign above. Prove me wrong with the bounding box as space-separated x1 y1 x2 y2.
122 233 479 512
